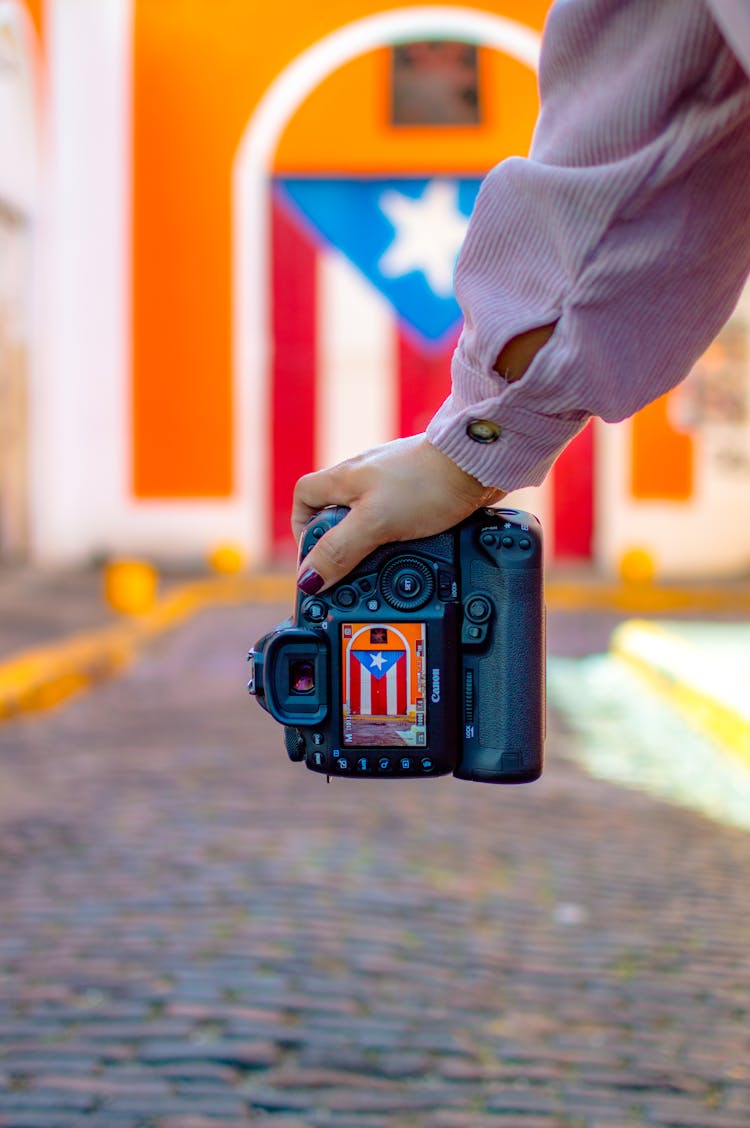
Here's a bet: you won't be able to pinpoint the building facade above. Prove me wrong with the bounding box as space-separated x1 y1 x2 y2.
3 0 750 578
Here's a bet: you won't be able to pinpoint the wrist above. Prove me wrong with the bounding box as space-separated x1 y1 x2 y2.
493 322 557 383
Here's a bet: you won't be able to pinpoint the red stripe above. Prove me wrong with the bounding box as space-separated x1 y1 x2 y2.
349 652 360 715
552 422 595 560
398 330 460 436
397 655 406 715
271 192 317 556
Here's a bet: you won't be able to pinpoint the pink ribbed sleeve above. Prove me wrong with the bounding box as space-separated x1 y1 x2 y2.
426 0 750 490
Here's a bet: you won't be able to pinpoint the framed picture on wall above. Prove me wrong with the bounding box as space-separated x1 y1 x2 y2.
390 41 481 126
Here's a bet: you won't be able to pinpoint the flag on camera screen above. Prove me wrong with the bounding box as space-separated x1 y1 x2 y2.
341 622 426 719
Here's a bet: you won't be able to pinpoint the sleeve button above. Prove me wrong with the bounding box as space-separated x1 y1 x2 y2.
466 419 501 443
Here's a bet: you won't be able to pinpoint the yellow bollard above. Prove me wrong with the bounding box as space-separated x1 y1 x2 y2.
208 543 246 575
618 547 656 586
104 559 158 615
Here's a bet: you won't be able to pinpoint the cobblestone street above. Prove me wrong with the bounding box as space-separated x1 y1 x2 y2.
0 603 749 1128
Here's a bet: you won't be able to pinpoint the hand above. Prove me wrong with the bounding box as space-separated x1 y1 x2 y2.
292 434 505 593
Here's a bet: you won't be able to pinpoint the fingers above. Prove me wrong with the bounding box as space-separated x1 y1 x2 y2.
290 435 505 594
297 503 383 594
291 463 354 544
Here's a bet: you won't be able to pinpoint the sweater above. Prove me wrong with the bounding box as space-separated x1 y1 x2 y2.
425 0 750 489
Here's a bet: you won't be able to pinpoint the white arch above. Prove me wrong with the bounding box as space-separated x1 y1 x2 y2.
0 1 40 213
233 7 541 561
344 622 415 709
0 2 40 561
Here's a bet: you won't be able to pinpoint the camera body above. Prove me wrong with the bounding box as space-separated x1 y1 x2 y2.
247 507 545 784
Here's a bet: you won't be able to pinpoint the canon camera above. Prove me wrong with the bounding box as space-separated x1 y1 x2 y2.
247 506 545 784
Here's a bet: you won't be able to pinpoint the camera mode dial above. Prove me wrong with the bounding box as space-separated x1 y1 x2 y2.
379 557 434 611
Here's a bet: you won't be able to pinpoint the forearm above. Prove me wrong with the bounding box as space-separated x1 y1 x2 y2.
427 0 750 490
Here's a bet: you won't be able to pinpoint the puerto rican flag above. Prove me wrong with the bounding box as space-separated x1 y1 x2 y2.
270 175 482 553
348 644 408 717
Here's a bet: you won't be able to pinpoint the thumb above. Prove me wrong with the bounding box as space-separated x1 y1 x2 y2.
296 506 381 594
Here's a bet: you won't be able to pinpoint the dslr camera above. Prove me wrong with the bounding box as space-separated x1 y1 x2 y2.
247 506 545 784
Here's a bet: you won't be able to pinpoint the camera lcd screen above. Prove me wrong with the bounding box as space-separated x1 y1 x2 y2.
341 622 427 748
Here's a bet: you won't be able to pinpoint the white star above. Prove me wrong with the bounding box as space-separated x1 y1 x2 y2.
378 180 469 299
369 652 387 671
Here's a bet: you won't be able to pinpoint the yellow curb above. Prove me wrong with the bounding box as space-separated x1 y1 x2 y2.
0 574 295 722
610 620 750 769
545 580 750 615
1 568 749 724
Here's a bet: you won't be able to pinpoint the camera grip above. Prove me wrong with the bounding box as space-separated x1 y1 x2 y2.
299 506 350 563
455 550 545 784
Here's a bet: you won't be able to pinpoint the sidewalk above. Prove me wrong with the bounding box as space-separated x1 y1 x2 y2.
610 618 750 767
0 566 292 720
1 601 750 1127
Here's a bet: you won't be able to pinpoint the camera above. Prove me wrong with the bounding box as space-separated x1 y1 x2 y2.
247 506 545 784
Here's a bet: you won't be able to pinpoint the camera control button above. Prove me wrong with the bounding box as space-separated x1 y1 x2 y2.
380 557 434 611
356 756 371 773
438 569 457 600
465 596 492 624
311 751 327 768
467 626 482 640
501 535 514 548
377 757 392 772
366 597 380 612
302 599 327 622
395 570 424 598
334 586 357 608
336 757 352 772
480 531 498 547
420 757 435 772
358 578 373 594
398 757 413 772
519 537 532 550
312 732 325 746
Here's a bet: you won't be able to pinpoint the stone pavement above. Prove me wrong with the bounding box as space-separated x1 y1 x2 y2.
0 568 114 661
0 602 748 1127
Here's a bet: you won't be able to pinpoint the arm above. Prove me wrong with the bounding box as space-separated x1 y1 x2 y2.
294 0 750 590
427 0 750 489
292 326 550 595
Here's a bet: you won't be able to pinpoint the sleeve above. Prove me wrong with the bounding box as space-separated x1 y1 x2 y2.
426 0 750 491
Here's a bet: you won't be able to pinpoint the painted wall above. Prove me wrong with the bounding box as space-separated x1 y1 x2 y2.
130 0 547 515
598 288 750 579
25 0 750 577
0 1 40 561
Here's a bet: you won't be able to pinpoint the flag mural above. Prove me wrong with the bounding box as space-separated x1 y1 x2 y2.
270 176 482 553
341 622 427 748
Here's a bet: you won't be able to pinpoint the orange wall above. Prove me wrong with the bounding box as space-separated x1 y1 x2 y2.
20 0 42 39
631 394 693 501
132 0 550 499
274 46 539 174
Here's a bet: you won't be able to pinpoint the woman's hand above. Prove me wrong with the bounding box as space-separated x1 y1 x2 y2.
292 434 505 593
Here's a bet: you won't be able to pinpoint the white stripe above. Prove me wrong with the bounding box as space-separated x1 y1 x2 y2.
360 661 371 715
316 249 396 469
386 663 397 716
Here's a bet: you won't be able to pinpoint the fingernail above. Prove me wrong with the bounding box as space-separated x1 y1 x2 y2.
297 568 325 595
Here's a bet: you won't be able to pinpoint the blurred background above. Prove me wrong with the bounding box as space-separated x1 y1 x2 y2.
3 0 750 580
1 7 750 1125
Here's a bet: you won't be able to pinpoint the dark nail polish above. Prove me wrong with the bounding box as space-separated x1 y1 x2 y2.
298 568 325 595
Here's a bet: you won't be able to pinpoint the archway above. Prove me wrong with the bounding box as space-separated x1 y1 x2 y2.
0 2 38 561
233 7 541 560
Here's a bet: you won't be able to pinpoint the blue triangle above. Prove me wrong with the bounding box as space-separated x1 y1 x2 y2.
352 649 406 679
275 176 481 345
